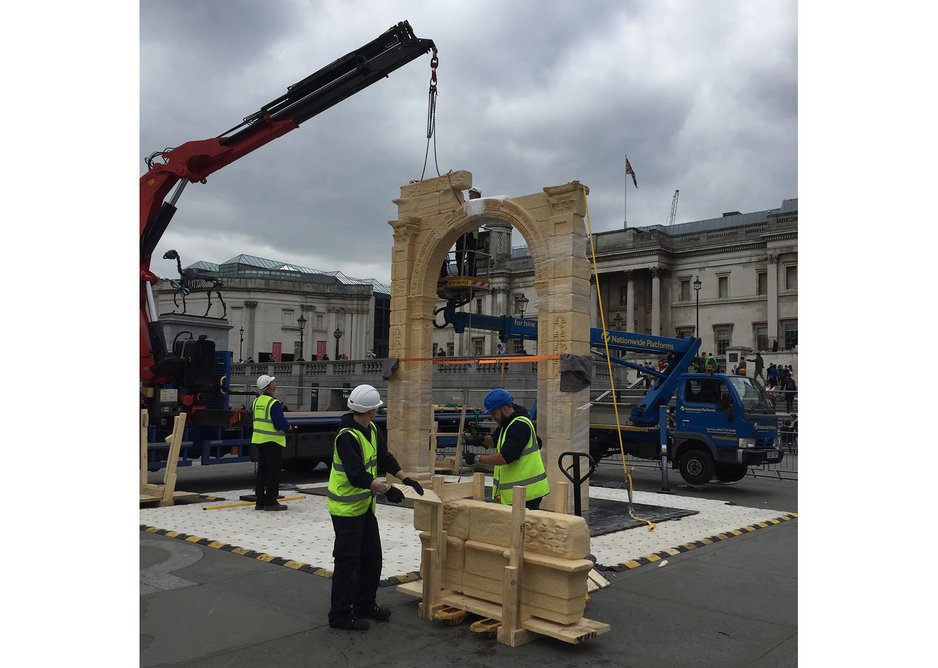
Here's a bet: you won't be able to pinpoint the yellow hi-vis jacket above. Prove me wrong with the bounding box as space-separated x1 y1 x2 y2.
327 424 378 516
493 414 549 505
251 394 286 447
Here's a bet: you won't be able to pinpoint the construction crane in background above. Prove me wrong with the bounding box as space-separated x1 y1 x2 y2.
668 189 680 225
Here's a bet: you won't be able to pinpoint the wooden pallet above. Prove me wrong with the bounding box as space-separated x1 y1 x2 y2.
140 411 197 506
399 475 610 647
398 582 609 645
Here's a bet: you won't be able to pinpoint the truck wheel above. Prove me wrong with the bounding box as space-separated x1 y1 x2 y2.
589 438 609 463
714 463 748 483
678 450 714 486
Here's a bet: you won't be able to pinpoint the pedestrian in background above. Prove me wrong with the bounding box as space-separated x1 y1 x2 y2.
782 375 797 413
252 375 296 511
767 363 779 388
327 384 424 631
747 352 765 383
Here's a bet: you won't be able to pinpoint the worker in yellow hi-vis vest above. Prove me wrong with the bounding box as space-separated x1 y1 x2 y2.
462 388 549 509
251 375 296 511
327 384 424 631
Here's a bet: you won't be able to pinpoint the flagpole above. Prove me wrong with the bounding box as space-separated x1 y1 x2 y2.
624 154 628 229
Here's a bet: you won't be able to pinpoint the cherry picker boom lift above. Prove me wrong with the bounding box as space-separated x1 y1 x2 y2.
437 304 782 485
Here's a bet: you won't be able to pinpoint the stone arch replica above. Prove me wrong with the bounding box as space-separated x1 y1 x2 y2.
387 170 593 510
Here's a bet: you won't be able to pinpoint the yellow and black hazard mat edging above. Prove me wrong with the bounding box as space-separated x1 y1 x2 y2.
597 512 798 573
140 524 418 587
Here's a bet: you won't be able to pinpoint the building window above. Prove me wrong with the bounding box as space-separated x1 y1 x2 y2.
714 325 732 356
675 327 694 339
472 337 484 355
757 272 767 295
475 298 483 315
316 314 324 330
754 324 768 351
619 285 628 306
446 342 455 357
281 309 295 325
782 320 798 350
680 279 690 302
785 265 797 290
513 339 526 354
718 276 728 299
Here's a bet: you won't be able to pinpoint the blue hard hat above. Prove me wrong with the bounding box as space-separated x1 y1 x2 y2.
484 388 513 412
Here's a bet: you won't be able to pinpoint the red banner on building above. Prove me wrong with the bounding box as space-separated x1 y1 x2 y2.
316 340 327 360
272 342 282 362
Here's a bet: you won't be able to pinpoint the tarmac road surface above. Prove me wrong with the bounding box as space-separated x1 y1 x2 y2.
140 460 797 666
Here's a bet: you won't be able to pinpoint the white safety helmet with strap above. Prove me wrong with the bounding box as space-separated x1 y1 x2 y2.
347 384 384 412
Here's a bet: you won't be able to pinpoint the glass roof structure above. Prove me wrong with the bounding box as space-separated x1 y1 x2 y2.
184 253 390 295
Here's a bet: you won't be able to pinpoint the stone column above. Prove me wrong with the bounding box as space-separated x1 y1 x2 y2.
244 300 258 361
650 266 661 336
590 279 598 328
767 252 779 346
625 271 635 332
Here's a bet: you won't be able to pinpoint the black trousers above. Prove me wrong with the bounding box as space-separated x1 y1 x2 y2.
254 442 283 507
329 510 382 624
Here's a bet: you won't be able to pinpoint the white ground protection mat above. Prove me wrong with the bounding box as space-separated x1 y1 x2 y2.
140 477 791 578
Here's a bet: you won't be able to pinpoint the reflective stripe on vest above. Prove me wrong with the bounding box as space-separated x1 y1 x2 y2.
251 394 286 447
493 415 549 505
327 424 378 516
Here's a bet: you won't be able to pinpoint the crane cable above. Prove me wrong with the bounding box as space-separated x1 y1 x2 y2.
584 192 655 531
419 49 441 181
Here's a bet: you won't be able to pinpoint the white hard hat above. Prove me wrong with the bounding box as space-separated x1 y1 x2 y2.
347 384 384 412
257 375 276 391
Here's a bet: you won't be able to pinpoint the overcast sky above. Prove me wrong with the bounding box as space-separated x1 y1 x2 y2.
140 0 796 286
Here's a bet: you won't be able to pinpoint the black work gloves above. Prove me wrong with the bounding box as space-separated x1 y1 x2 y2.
401 477 424 496
462 431 484 446
463 451 478 467
385 485 405 504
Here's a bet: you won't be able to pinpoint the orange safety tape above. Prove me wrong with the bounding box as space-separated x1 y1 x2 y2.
397 354 560 364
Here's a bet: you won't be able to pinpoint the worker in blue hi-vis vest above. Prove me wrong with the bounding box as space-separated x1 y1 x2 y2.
462 388 549 510
326 384 425 631
251 375 296 511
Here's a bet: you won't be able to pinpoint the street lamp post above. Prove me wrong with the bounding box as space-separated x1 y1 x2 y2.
333 327 343 360
693 275 702 338
239 326 244 363
517 294 529 318
297 313 307 361
613 312 623 330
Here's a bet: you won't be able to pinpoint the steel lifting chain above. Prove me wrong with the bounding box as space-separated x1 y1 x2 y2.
420 49 440 181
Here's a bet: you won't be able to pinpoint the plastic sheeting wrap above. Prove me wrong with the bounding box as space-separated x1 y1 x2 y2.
463 195 509 219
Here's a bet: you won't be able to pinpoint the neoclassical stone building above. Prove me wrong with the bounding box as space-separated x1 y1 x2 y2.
436 198 798 365
154 198 797 372
153 254 389 362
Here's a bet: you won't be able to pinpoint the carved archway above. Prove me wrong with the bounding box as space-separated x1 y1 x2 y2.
386 170 592 510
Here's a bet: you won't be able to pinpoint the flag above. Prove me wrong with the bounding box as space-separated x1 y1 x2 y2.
626 158 638 188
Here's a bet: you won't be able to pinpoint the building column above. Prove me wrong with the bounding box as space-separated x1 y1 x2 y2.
650 266 661 336
245 300 258 360
625 270 635 332
767 252 779 346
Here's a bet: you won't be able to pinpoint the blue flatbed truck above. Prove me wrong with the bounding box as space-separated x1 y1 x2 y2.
146 380 471 474
440 306 783 485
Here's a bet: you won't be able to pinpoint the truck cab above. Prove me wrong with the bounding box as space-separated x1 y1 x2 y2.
672 373 782 484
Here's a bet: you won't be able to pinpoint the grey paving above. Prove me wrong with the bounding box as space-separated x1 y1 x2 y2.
140 516 797 667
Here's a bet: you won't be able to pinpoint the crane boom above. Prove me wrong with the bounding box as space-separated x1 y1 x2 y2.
140 21 436 386
668 189 679 225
